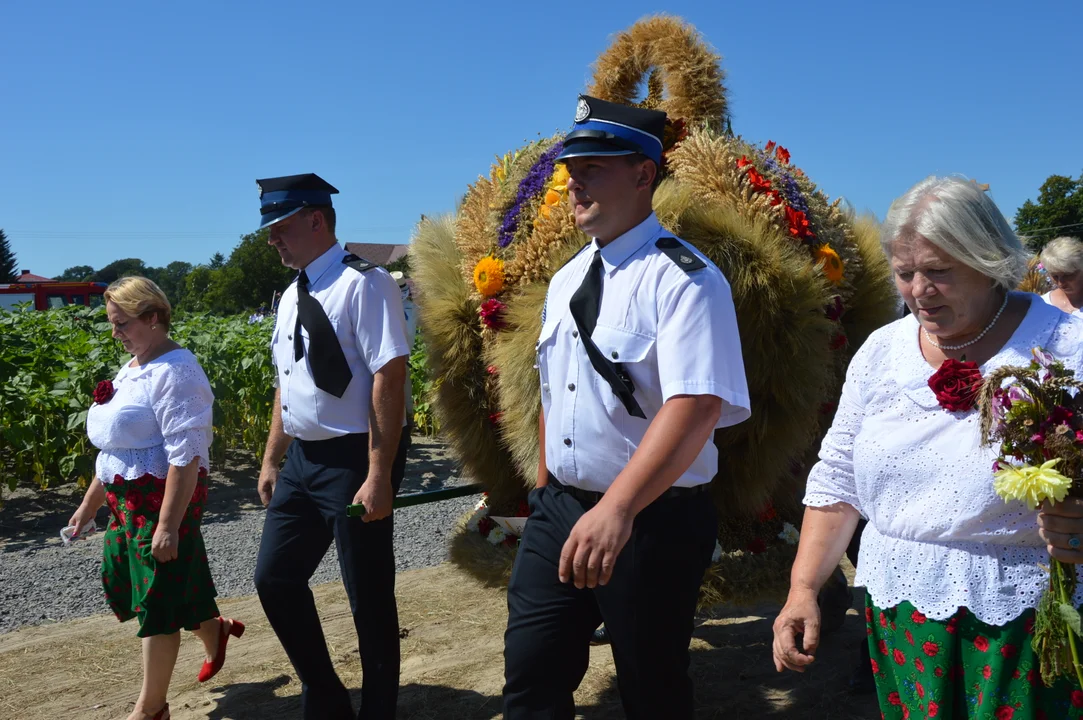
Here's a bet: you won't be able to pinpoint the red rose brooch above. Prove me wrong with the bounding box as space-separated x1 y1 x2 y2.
92 380 115 405
928 358 982 412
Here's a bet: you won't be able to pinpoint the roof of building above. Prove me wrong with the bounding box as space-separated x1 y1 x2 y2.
13 270 54 283
343 243 409 266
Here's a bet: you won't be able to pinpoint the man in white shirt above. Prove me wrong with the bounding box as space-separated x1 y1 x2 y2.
502 96 751 719
251 173 411 720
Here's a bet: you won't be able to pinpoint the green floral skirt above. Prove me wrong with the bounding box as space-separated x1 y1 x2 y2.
101 472 219 637
868 595 1083 719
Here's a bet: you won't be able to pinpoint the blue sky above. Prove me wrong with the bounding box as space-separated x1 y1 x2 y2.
2 0 1080 278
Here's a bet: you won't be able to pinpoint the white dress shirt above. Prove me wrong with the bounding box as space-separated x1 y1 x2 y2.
271 244 410 441
88 349 213 483
806 294 1083 625
537 213 751 492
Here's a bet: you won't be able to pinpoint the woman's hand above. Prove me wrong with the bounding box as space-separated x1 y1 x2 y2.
1038 498 1083 563
772 589 822 672
68 504 97 537
151 525 179 563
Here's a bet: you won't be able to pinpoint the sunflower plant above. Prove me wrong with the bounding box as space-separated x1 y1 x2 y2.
979 346 1083 688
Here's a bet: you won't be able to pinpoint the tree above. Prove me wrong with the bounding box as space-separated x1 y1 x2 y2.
153 261 193 308
0 229 17 282
92 258 147 284
1015 172 1083 251
209 252 225 269
57 265 96 282
386 254 411 275
197 230 292 314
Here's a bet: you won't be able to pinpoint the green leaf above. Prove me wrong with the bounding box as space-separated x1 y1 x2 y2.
1057 602 1083 637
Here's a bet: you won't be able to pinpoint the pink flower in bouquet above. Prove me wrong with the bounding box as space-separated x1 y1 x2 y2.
1046 405 1074 429
479 298 508 330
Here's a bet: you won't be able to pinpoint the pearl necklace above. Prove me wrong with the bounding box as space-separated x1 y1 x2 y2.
922 294 1009 351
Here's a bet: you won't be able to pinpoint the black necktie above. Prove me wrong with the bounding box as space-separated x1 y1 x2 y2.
294 270 352 398
568 251 646 418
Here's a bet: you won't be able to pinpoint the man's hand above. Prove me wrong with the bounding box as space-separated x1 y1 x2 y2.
151 525 179 563
258 465 278 508
558 499 634 588
353 474 393 523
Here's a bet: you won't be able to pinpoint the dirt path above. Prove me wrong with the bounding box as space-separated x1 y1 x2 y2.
0 563 879 720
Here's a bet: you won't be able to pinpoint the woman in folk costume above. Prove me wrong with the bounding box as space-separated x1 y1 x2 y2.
67 277 242 720
773 177 1083 719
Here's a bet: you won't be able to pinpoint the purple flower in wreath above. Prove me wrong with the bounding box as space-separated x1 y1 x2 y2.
498 142 565 248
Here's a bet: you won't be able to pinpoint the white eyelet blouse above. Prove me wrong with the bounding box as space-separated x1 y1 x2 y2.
86 348 213 484
805 293 1083 626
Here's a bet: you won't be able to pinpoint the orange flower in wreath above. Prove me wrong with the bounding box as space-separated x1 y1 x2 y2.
815 244 845 285
786 206 815 240
473 255 505 297
775 146 791 165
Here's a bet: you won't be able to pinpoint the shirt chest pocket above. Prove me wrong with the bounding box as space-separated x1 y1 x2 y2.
535 320 560 395
587 325 656 410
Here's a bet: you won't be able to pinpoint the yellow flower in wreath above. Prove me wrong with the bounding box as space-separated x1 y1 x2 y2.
544 189 562 206
551 163 570 189
473 255 506 297
814 244 845 285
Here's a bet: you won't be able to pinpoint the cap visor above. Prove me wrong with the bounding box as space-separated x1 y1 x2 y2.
258 205 305 230
555 140 637 162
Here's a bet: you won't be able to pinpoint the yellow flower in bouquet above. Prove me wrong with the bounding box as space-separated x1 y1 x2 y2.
473 255 505 297
993 459 1072 509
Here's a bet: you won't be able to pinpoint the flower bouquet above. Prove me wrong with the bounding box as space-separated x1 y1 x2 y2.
979 347 1083 687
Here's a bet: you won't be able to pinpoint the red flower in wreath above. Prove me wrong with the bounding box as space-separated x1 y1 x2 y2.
928 358 983 412
775 146 791 165
785 207 815 240
746 168 772 194
758 502 777 522
479 298 508 330
477 516 494 537
92 380 115 404
737 155 752 169
764 141 777 154
1072 690 1083 709
746 538 767 554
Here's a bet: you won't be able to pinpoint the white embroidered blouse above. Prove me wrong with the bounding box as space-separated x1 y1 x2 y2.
86 348 214 484
805 293 1083 626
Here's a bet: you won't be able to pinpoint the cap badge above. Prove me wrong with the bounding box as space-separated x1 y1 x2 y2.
680 254 694 264
574 98 590 123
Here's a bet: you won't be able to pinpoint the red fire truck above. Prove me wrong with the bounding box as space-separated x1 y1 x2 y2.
0 276 108 311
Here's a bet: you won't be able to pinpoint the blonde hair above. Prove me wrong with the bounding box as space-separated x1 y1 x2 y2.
104 276 172 329
1039 236 1083 275
881 175 1027 291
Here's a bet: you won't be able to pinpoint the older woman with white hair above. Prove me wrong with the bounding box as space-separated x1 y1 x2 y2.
1040 235 1083 316
772 176 1083 718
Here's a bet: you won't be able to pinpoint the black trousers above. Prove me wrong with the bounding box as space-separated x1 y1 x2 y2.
254 431 410 720
503 480 718 720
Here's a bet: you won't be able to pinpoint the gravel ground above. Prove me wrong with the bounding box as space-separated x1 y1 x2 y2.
0 437 480 635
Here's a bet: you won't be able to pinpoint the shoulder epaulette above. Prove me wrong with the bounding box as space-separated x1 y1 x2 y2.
342 253 376 272
655 237 705 272
556 241 591 272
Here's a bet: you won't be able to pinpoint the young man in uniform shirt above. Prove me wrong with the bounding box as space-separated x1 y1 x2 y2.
502 97 752 719
251 173 411 720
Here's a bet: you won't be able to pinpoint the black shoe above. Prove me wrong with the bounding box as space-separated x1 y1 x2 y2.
590 625 610 646
817 566 853 637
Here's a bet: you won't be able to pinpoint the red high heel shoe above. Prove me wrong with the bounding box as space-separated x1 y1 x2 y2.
198 617 245 683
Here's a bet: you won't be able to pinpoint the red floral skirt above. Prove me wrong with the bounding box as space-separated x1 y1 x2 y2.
868 595 1083 719
101 471 219 637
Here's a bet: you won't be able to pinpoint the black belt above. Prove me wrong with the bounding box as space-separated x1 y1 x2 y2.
546 473 711 506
